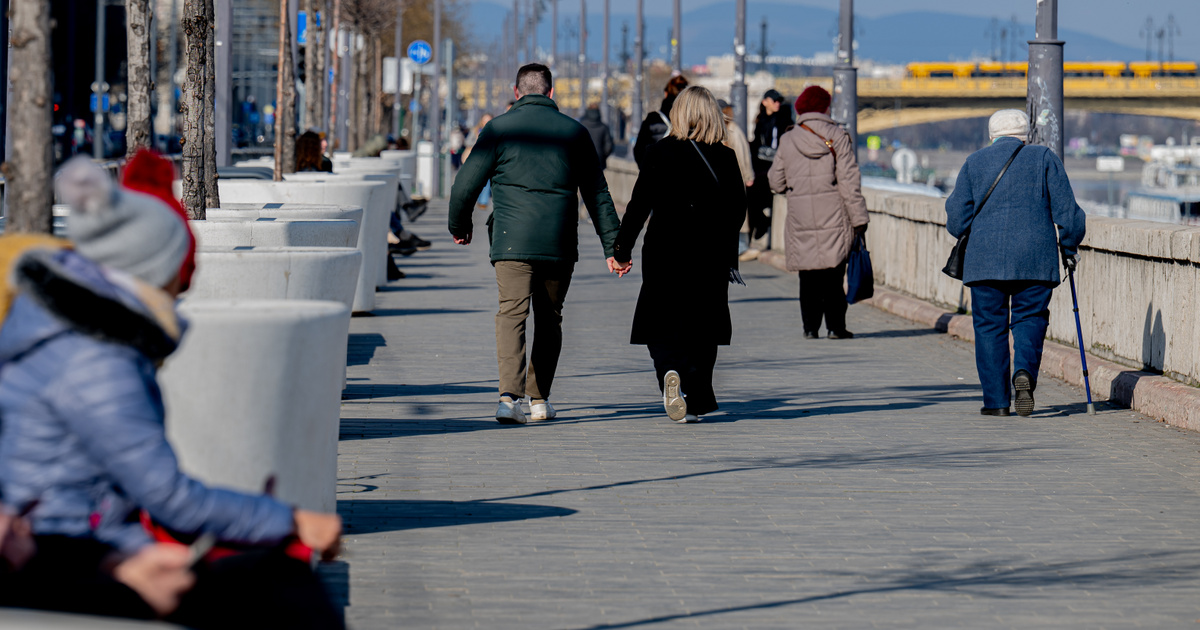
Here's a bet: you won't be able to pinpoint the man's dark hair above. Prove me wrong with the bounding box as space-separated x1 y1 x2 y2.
516 64 553 96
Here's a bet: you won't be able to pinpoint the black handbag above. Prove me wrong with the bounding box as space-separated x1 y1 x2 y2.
942 143 1024 280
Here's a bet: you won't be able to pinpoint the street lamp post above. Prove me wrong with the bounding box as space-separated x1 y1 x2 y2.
393 0 403 139
672 0 681 74
831 0 858 160
579 0 587 117
731 0 747 135
1028 0 1064 158
632 0 643 139
601 0 609 126
93 0 107 159
431 0 441 197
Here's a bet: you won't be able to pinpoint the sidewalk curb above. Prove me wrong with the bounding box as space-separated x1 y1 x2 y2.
756 249 1200 431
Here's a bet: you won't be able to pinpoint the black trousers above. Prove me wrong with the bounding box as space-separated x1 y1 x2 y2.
648 343 720 416
798 262 848 335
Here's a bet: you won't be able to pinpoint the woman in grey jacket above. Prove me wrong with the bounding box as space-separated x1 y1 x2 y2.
945 110 1087 417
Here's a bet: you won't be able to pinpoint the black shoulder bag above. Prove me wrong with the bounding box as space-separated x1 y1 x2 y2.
942 143 1023 280
690 140 747 286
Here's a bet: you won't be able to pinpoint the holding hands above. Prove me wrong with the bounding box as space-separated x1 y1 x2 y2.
607 257 632 278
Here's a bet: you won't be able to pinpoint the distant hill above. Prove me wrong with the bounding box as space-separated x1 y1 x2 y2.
467 2 1148 66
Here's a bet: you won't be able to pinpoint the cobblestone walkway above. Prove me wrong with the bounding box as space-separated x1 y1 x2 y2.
335 201 1200 629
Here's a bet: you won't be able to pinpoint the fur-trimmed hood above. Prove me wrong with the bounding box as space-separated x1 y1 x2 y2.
0 247 183 365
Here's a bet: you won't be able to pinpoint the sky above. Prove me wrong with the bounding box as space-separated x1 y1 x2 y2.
591 0 1200 59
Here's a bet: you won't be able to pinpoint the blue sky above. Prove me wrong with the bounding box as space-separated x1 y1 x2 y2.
553 1 1200 60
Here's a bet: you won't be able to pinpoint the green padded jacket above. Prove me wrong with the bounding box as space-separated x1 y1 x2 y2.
448 94 620 264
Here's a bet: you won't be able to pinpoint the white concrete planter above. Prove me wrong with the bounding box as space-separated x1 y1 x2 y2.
160 299 349 513
275 173 397 288
188 246 362 309
215 181 389 309
190 219 359 248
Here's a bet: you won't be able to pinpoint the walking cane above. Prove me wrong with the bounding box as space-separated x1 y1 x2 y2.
1066 265 1096 415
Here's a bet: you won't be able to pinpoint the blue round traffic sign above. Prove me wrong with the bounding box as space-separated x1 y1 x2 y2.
407 40 433 65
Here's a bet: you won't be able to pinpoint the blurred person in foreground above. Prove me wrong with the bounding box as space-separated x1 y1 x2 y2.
768 86 868 340
945 110 1086 417
0 152 344 627
613 86 747 423
449 63 626 425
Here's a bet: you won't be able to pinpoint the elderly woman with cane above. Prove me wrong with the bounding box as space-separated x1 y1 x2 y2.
613 86 748 423
945 110 1087 417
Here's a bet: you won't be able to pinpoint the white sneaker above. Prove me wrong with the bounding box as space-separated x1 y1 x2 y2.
683 414 702 423
663 370 687 422
530 400 557 422
495 398 527 424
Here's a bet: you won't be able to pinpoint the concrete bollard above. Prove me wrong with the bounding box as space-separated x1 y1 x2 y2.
190 219 359 249
188 246 362 309
214 180 388 310
160 299 349 513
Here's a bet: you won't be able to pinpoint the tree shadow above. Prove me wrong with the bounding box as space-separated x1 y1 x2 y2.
341 382 497 402
570 548 1200 629
347 333 386 367
336 499 577 534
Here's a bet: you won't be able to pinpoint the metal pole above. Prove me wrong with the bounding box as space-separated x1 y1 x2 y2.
393 0 403 138
731 0 747 135
551 0 558 70
632 0 643 139
0 0 9 162
601 0 609 126
486 47 495 114
1027 0 1064 158
215 0 233 167
442 38 454 198
525 0 533 63
672 0 681 73
831 0 858 160
431 0 441 197
579 0 587 117
169 0 179 137
513 0 520 65
94 0 107 159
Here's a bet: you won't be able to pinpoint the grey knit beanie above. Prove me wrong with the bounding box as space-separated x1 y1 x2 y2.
988 109 1029 142
57 157 190 289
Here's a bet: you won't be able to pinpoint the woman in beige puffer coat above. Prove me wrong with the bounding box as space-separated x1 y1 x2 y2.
768 86 869 339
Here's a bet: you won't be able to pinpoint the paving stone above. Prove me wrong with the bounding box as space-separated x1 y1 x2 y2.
336 201 1200 629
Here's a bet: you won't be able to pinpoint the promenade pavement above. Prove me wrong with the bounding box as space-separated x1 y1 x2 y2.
334 200 1200 629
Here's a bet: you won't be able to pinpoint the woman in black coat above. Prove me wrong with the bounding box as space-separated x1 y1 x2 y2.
746 89 793 239
613 86 748 423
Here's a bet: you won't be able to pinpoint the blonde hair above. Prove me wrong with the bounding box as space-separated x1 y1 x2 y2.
668 86 726 145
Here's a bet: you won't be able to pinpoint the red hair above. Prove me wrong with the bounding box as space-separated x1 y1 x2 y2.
121 149 197 291
794 86 831 115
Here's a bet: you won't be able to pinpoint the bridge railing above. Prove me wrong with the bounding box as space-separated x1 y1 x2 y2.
606 156 1200 389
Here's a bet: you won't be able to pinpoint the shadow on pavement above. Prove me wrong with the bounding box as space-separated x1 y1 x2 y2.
341 382 497 402
339 416 511 440
347 333 387 367
569 548 1200 629
337 499 577 533
852 328 946 339
369 307 488 317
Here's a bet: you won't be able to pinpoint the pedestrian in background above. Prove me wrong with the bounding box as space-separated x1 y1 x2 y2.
449 63 627 425
580 102 615 170
748 89 792 244
768 86 868 340
945 109 1086 417
466 114 495 209
613 86 747 423
718 99 756 257
633 75 689 167
295 130 333 173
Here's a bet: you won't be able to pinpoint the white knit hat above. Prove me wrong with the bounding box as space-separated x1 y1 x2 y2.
56 157 190 289
988 109 1029 141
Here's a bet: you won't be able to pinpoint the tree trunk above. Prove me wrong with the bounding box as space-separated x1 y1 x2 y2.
4 0 53 233
304 0 325 131
327 0 340 148
125 0 153 155
274 0 296 179
180 0 208 218
372 36 382 138
202 0 219 211
355 33 369 150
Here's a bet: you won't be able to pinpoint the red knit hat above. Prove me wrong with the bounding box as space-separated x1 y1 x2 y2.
121 149 197 291
794 86 832 115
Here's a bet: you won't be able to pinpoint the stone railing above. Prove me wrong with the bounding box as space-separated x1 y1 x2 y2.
606 157 1200 387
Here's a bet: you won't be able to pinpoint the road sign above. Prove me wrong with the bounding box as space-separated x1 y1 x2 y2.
408 40 433 65
1096 156 1125 172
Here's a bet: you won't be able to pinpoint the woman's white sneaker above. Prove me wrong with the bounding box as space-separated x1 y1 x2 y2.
663 370 687 422
495 397 527 424
530 400 556 422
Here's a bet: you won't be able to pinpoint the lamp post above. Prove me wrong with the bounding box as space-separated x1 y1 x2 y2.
431 0 441 196
730 0 747 135
601 0 609 126
632 0 643 138
831 0 858 160
1027 0 1064 158
671 0 681 73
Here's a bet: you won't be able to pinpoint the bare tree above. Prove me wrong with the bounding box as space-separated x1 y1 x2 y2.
274 0 297 179
125 0 153 155
181 0 216 219
202 0 220 210
304 0 327 130
4 0 53 233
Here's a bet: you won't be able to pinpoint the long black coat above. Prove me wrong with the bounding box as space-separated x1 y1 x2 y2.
614 137 748 346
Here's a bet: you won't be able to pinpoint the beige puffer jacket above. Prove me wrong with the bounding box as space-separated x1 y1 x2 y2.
767 112 869 271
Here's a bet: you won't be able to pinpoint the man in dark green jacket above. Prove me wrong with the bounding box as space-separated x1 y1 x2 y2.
449 63 627 425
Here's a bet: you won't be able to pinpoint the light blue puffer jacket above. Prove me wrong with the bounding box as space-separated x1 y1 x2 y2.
0 248 295 552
